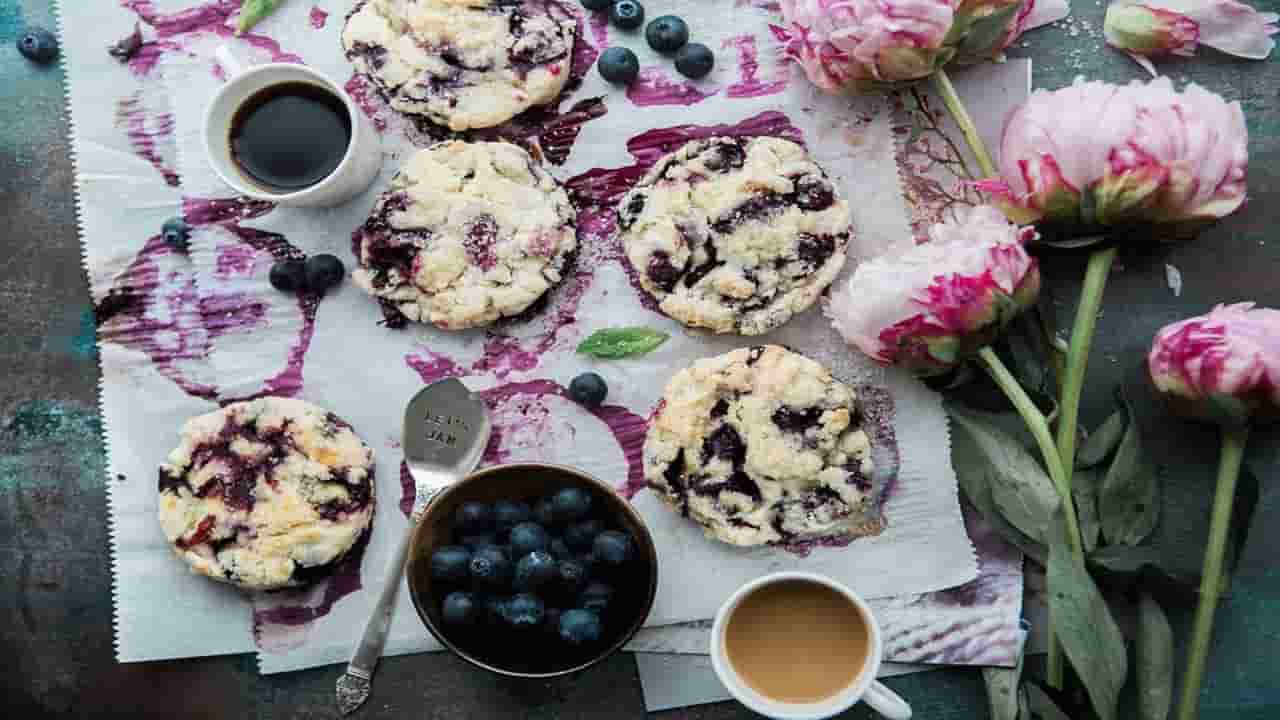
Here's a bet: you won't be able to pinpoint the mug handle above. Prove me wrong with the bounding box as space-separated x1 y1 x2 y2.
864 681 912 720
214 45 248 80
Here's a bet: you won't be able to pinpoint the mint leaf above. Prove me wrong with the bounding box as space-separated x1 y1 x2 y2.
237 0 285 35
576 327 669 359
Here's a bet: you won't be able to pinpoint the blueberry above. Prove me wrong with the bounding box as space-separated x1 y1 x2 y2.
564 517 603 551
509 522 551 559
430 545 472 584
592 530 634 567
469 545 512 591
162 217 190 253
580 0 612 10
269 260 307 293
17 27 58 64
556 559 588 597
514 550 558 592
645 15 688 54
559 609 604 645
455 501 494 534
549 538 573 560
482 594 510 624
575 551 599 572
580 581 613 615
458 532 497 551
543 606 563 634
493 500 532 536
534 496 557 527
610 0 645 30
675 42 715 79
304 254 345 293
442 591 478 626
552 486 593 522
504 593 546 629
596 46 639 86
569 372 609 408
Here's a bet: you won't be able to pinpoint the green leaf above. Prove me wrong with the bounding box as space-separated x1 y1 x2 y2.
959 3 1025 56
1136 593 1174 720
1074 468 1102 553
1087 544 1202 599
237 0 285 35
982 650 1024 720
1099 420 1159 546
1025 683 1072 720
576 327 670 359
949 407 1061 544
1047 510 1129 720
1077 410 1126 469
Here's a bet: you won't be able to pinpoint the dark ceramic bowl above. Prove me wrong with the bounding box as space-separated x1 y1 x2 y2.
406 463 659 678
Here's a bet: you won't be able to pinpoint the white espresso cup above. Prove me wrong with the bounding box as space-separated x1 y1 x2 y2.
203 47 382 207
711 572 913 720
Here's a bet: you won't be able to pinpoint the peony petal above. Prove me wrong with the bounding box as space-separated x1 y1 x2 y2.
1187 0 1277 59
1021 0 1071 30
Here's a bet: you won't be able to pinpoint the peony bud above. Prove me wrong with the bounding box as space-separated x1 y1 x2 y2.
1104 0 1277 76
828 206 1040 376
975 77 1248 241
1148 303 1280 426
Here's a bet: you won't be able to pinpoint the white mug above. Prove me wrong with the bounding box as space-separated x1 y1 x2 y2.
711 572 913 720
203 47 382 207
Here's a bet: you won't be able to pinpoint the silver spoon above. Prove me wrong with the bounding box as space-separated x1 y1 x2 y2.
336 378 491 716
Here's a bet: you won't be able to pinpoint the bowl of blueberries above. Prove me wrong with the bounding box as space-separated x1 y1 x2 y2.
406 463 659 678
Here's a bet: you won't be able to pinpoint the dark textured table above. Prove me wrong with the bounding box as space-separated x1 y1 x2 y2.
2 1 1277 718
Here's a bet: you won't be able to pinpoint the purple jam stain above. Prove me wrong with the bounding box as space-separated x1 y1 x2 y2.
626 67 719 108
309 5 329 29
722 34 789 99
214 243 267 279
121 0 304 78
343 74 389 132
114 93 180 187
586 7 609 46
404 348 465 385
252 527 371 652
399 460 414 518
737 0 783 11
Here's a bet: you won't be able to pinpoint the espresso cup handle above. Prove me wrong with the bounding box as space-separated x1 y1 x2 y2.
214 45 248 80
863 681 912 720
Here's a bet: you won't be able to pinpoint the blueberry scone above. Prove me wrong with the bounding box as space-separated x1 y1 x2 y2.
342 0 577 131
618 137 852 335
644 345 879 546
352 140 578 329
158 398 375 590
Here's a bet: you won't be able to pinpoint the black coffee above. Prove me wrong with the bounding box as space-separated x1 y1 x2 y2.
230 81 352 192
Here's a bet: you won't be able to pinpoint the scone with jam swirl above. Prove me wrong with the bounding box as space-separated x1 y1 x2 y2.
643 346 879 546
158 398 375 590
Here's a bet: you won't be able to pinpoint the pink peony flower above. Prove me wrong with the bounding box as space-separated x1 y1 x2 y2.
828 206 1040 376
976 77 1249 240
773 0 1068 93
1105 0 1277 76
1148 303 1280 425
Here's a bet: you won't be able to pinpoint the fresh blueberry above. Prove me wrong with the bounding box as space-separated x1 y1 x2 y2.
458 532 498 551
551 486 593 522
579 581 613 615
580 0 613 10
17 27 58 64
559 609 604 645
610 0 645 30
304 254 345 293
543 606 563 635
534 496 557 527
269 260 307 293
442 591 478 626
592 530 634 567
509 522 551 559
575 551 599 572
596 46 639 86
674 42 715 79
645 15 688 54
569 372 609 408
430 545 472 584
556 559 589 598
469 545 512 591
504 593 546 629
564 517 603 551
514 550 558 592
482 594 510 624
162 217 190 253
493 500 533 536
548 538 573 560
455 501 495 533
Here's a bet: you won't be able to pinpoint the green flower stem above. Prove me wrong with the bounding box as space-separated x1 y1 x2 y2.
1055 246 1118 480
978 346 1082 689
933 68 998 179
1177 425 1250 720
